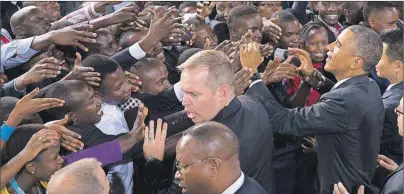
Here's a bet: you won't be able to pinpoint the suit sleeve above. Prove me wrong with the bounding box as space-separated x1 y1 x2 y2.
247 81 349 136
112 42 146 70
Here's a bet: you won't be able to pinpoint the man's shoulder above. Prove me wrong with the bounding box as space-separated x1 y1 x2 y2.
236 177 267 194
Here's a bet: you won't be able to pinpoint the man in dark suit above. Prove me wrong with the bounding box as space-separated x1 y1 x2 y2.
174 121 267 194
371 28 404 189
257 25 384 194
141 50 274 194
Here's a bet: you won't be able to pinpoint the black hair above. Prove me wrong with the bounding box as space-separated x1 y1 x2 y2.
130 57 164 75
119 30 136 49
275 10 299 25
301 23 327 42
227 5 258 30
81 54 121 91
379 28 404 63
363 2 396 26
45 80 90 120
184 18 207 30
5 124 44 161
177 48 203 66
284 8 306 25
179 2 197 12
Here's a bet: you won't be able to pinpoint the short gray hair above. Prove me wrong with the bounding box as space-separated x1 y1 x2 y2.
47 158 106 194
178 50 234 91
349 25 383 72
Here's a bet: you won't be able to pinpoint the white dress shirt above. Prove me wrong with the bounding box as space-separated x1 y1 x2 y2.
386 82 400 92
332 77 351 90
95 103 133 194
222 172 245 194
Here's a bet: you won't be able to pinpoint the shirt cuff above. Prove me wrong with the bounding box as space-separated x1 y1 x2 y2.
173 82 183 102
17 37 39 55
13 79 26 93
128 42 147 60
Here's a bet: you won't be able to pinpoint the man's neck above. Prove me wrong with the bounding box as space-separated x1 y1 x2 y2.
13 171 38 192
215 170 242 194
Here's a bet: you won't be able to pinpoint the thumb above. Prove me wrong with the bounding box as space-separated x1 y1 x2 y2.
75 52 82 67
53 115 70 125
148 8 157 25
358 185 365 194
270 15 280 24
204 38 211 50
284 56 293 64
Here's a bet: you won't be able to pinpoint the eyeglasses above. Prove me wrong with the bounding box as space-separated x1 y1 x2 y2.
395 108 404 116
175 153 236 175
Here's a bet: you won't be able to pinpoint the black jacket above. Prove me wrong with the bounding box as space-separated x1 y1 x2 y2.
380 163 404 194
380 82 404 164
235 176 268 194
261 75 384 194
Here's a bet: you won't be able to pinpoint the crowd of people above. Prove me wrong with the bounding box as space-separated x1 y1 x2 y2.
0 1 403 194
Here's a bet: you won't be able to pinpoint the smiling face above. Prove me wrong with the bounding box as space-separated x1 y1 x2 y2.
279 20 302 49
317 1 344 26
73 85 103 125
305 28 329 63
257 1 283 19
324 29 356 76
138 63 171 95
101 67 132 104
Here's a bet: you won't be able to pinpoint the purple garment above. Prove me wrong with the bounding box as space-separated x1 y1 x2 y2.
63 139 122 166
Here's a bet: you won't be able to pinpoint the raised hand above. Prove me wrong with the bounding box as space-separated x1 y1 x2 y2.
107 3 140 24
20 129 60 161
234 68 253 96
129 104 148 142
63 52 101 86
125 71 142 92
377 154 399 173
45 115 84 152
196 1 216 20
333 182 364 194
148 9 183 44
143 119 168 161
288 48 314 77
260 43 274 57
262 16 282 44
48 24 97 52
6 88 64 127
239 42 264 72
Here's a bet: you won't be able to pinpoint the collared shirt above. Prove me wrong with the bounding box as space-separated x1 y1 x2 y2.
1 37 39 73
222 172 245 194
386 82 400 92
95 102 133 194
332 77 352 90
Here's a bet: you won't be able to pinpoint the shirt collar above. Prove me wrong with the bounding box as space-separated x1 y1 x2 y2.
221 172 244 194
332 77 352 90
386 82 400 92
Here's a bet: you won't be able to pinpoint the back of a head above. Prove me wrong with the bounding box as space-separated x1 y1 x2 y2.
227 5 258 30
47 158 107 194
177 48 203 66
379 28 403 62
178 50 234 91
10 6 34 34
183 121 240 159
45 80 89 120
348 25 383 72
82 54 121 88
5 124 44 161
363 2 396 26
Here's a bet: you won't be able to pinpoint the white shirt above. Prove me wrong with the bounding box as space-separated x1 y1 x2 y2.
222 172 245 194
95 103 133 194
386 82 400 92
332 77 352 90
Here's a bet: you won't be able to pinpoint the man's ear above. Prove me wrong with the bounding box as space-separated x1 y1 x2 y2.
217 84 230 106
368 17 375 29
343 9 349 18
209 158 221 178
350 57 365 70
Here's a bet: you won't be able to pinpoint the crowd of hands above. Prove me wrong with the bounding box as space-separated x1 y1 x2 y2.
1 1 401 193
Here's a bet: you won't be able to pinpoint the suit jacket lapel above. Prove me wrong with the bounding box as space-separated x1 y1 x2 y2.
382 82 403 99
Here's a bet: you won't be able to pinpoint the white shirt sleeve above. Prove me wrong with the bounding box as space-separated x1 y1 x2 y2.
128 42 147 60
173 82 184 102
249 79 263 88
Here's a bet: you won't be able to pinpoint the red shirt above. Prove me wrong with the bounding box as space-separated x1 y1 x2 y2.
286 63 323 106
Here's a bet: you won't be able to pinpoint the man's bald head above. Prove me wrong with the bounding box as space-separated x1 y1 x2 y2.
10 6 51 38
181 121 240 162
47 158 109 194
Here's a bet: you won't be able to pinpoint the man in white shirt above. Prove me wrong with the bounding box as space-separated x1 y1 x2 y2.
82 54 135 194
175 121 267 194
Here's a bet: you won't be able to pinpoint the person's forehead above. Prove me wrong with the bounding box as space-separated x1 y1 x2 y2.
376 7 399 20
104 68 124 86
41 140 61 157
280 20 300 31
144 65 167 78
241 14 262 27
176 136 196 161
308 28 328 39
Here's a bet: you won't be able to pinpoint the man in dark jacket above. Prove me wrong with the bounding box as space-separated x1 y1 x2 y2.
175 121 267 194
260 25 384 194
